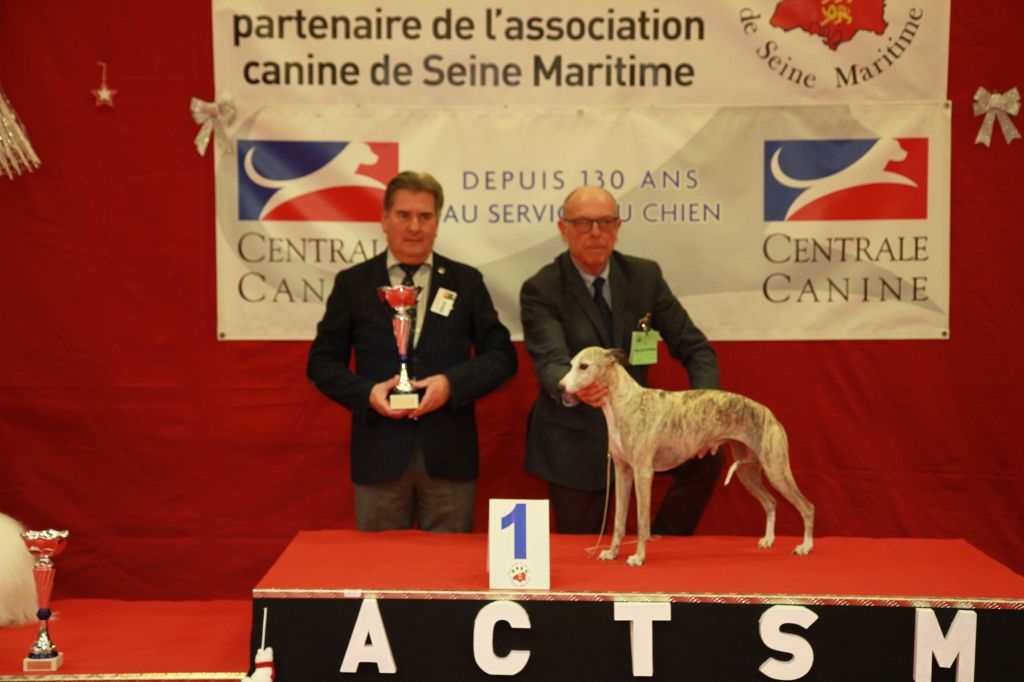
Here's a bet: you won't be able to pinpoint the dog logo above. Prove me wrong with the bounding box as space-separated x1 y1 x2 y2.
238 140 398 222
508 560 531 587
770 0 887 51
764 138 928 221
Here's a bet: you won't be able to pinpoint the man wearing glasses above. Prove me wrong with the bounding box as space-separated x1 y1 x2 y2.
521 185 721 536
308 170 517 533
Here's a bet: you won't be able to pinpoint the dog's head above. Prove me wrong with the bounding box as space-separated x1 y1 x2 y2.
557 346 627 394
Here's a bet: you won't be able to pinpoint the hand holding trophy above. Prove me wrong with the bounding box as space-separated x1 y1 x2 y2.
378 284 421 410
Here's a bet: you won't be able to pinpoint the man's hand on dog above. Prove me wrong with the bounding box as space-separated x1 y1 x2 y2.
575 382 609 408
369 374 451 419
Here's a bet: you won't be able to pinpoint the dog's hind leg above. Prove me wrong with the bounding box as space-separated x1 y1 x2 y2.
758 422 815 555
730 442 778 549
761 463 815 555
627 466 654 567
599 459 633 561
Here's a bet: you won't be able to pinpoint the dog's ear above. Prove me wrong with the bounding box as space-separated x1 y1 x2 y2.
607 348 628 366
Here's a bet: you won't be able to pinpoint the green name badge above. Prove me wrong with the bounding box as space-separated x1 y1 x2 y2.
629 330 660 365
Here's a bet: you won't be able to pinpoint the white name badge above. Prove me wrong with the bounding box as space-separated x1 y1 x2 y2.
430 287 457 317
487 499 550 590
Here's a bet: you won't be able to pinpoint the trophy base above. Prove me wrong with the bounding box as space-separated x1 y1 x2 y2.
24 652 63 672
389 392 420 410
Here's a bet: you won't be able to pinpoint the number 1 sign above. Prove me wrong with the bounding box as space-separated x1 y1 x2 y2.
487 499 550 590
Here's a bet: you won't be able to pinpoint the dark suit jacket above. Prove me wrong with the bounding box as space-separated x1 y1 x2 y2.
520 251 720 491
308 252 517 485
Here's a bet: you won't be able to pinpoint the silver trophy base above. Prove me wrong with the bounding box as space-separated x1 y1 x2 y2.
389 392 419 410
24 652 63 672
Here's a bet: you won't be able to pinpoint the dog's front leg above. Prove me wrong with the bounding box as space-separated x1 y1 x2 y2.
599 459 633 561
627 466 654 566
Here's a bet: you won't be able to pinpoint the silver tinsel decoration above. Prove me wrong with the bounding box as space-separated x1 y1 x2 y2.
0 83 41 180
190 96 235 156
973 86 1021 147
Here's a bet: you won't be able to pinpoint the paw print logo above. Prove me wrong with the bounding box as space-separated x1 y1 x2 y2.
508 560 531 587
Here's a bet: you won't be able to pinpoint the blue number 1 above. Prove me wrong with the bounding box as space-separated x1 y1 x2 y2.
501 503 527 559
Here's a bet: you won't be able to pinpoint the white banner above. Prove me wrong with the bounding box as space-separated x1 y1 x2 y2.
215 103 949 340
211 0 951 341
213 0 950 106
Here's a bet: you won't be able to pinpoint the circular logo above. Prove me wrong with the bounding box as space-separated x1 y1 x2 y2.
508 560 531 587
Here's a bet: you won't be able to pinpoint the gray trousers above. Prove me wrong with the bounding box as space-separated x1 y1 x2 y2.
354 447 475 532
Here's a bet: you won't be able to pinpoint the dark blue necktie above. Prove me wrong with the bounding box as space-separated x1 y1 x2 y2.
593 276 613 345
399 264 419 286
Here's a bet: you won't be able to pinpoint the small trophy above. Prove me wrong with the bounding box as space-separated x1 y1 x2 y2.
377 284 420 410
21 529 69 672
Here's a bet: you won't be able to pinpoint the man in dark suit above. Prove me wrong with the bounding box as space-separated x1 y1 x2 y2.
521 186 721 534
308 171 517 532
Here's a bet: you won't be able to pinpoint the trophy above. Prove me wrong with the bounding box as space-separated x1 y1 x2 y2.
21 529 69 672
377 284 420 409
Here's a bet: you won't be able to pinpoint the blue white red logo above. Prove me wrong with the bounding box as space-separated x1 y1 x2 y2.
764 138 928 221
238 140 398 222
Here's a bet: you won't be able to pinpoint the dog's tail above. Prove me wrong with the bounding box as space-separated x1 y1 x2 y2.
724 459 746 486
725 447 764 485
725 461 736 485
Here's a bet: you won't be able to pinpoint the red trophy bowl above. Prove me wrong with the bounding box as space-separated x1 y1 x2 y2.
379 284 418 310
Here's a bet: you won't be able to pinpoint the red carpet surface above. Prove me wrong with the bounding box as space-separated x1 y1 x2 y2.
0 599 249 680
2 532 1020 680
256 530 1024 605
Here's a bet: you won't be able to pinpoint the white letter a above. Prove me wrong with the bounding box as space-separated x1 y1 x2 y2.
340 599 397 674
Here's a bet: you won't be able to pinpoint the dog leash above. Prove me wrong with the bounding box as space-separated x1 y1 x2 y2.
584 453 614 557
585 452 658 557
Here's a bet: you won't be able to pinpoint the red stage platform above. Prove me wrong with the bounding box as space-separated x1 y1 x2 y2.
255 530 1024 606
249 531 1023 680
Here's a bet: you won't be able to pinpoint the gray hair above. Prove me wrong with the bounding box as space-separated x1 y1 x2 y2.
383 171 445 213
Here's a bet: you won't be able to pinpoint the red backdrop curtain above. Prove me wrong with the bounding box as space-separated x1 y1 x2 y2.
0 1 1021 598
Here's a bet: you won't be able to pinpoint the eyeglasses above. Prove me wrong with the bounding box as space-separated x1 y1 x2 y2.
563 216 621 232
389 210 437 226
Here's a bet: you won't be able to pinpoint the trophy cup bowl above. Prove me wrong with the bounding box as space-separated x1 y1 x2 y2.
377 284 421 410
379 284 418 310
21 529 69 672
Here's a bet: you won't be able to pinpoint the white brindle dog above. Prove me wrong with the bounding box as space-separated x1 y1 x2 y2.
558 347 815 566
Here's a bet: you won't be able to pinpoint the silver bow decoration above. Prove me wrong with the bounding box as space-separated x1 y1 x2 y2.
0 83 41 180
190 96 236 156
973 87 1021 147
